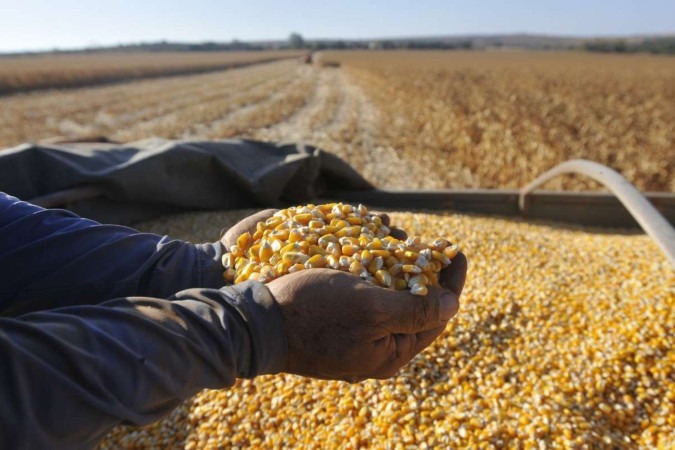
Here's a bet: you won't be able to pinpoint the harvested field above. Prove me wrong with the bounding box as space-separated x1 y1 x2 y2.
1 51 673 192
1 50 673 448
0 51 302 95
326 51 675 192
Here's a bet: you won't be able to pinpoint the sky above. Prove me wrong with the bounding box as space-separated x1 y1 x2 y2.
0 0 673 53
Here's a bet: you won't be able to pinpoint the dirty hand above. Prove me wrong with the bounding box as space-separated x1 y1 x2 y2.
266 252 467 382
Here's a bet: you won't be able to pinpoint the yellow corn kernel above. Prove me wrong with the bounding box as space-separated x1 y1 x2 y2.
259 242 273 263
234 257 248 270
402 264 422 274
404 250 419 261
230 245 244 257
318 234 338 246
349 260 367 277
252 229 264 241
289 228 303 242
240 262 256 278
265 216 283 228
248 244 261 259
298 241 310 253
222 253 236 269
410 284 428 296
360 250 374 266
326 242 342 256
366 238 383 250
408 274 429 287
308 220 324 229
305 254 327 269
326 254 340 269
431 250 451 265
346 216 363 225
375 269 392 288
342 244 358 257
236 232 252 250
294 213 313 224
371 249 392 259
269 229 289 241
331 219 348 228
443 243 459 259
389 263 403 276
288 263 305 273
280 242 299 255
248 272 262 282
308 244 325 256
431 238 449 251
385 256 399 268
394 278 408 290
282 252 309 264
275 261 291 275
368 256 384 274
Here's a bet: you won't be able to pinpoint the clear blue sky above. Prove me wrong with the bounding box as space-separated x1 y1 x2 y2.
1 0 673 52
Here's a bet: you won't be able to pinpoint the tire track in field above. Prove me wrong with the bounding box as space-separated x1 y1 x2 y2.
250 66 412 189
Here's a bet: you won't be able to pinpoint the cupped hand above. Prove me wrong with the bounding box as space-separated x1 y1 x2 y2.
266 257 466 382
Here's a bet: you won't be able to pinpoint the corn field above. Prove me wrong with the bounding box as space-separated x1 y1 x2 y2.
0 50 673 448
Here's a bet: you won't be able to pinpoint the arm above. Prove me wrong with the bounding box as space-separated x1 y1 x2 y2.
0 281 287 450
0 192 224 316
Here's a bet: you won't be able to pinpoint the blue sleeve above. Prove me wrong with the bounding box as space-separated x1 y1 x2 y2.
0 281 288 450
0 192 225 316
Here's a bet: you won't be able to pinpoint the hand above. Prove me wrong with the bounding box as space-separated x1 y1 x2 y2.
266 252 467 382
220 209 408 251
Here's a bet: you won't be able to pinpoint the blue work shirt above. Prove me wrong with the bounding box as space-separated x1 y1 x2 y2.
0 192 287 450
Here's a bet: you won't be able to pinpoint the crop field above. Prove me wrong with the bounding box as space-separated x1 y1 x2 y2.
0 51 673 448
0 50 303 95
1 51 673 192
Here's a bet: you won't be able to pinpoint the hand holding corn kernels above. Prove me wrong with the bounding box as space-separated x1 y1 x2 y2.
221 203 461 296
219 203 467 381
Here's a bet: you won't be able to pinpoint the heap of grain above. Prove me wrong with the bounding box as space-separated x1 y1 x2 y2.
222 203 458 295
99 208 674 449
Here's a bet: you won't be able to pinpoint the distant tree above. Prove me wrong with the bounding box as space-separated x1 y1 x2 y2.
289 33 305 49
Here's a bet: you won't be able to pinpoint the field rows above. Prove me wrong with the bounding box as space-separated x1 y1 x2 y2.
329 51 675 192
0 51 302 95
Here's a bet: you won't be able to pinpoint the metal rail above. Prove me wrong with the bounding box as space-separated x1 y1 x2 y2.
519 159 675 266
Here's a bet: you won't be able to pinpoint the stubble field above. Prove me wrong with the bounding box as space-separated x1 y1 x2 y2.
0 50 673 448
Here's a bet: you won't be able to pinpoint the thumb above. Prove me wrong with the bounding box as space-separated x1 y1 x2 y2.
384 286 459 334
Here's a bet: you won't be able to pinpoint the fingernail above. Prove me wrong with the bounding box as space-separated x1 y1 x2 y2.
440 291 459 321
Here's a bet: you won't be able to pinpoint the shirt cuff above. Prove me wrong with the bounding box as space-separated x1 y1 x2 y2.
221 281 288 376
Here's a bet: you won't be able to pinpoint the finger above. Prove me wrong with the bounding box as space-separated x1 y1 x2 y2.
438 251 468 296
380 286 459 335
376 324 446 378
222 209 277 249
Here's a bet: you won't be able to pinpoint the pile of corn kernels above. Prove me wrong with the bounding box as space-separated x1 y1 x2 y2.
99 209 674 449
222 203 458 295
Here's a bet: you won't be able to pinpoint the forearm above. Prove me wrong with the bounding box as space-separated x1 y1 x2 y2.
0 281 287 450
0 192 224 315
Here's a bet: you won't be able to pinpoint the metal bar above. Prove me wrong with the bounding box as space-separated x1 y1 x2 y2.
519 159 675 266
326 189 675 227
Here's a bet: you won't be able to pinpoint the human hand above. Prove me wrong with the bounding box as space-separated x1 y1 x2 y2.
266 252 467 382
